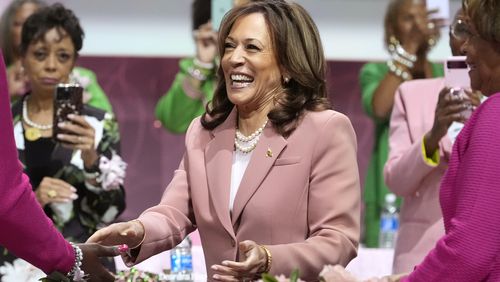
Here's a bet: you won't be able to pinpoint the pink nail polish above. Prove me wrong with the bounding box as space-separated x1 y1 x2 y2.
118 244 129 253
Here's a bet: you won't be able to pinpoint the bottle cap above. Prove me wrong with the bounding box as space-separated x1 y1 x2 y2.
385 193 396 203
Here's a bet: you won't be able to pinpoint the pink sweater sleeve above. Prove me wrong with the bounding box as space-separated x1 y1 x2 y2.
402 94 500 281
0 53 74 273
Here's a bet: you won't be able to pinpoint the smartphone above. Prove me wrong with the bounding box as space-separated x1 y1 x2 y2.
444 56 472 119
444 56 469 89
212 0 233 31
53 83 83 142
426 0 450 21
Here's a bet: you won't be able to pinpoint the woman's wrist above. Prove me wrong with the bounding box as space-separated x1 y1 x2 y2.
82 149 99 170
129 219 146 249
258 245 272 274
67 242 86 281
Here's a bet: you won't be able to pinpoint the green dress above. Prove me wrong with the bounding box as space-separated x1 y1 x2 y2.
360 62 444 247
155 58 216 134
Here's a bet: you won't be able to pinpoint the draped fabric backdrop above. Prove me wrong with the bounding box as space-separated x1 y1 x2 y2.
77 56 373 220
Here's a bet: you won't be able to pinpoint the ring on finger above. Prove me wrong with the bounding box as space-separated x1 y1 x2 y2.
77 136 83 143
427 22 436 30
47 189 57 199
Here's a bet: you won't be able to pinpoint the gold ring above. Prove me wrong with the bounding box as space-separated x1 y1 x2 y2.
47 190 57 199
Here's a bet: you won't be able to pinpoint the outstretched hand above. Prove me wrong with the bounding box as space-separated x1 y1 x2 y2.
77 243 120 282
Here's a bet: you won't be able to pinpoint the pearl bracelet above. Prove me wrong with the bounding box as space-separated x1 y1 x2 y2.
387 60 412 81
68 243 86 281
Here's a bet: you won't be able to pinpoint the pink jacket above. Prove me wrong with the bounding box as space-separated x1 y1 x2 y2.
384 78 448 273
134 108 361 281
0 54 74 273
403 93 500 281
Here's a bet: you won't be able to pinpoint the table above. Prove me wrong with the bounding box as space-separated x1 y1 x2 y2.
115 234 394 280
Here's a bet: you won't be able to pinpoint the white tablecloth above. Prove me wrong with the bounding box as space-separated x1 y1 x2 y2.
115 245 394 280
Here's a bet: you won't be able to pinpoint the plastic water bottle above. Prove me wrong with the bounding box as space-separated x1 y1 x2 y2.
170 237 193 281
379 193 399 248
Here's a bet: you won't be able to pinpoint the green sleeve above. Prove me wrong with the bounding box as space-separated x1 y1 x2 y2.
155 58 215 134
73 67 113 113
359 62 388 119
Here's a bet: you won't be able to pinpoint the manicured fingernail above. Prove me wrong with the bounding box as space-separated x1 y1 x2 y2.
213 274 220 279
222 261 229 266
68 114 75 119
118 244 129 253
70 193 78 200
58 122 65 128
70 186 77 192
57 134 64 139
120 231 128 236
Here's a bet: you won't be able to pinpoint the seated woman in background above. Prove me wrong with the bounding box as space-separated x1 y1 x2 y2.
360 0 445 247
90 1 360 281
0 3 126 277
384 8 482 273
0 0 113 112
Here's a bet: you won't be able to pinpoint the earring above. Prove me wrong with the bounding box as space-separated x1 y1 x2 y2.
284 76 290 84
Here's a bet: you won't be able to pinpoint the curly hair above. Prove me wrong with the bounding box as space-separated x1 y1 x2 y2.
20 3 84 57
0 0 46 66
200 0 330 138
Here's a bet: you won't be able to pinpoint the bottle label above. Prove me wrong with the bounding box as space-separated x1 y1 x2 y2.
171 253 193 273
380 216 399 231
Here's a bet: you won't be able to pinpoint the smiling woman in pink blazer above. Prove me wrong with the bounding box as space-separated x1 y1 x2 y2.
89 1 361 281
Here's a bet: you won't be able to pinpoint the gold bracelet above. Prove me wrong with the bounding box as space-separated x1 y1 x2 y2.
259 245 272 274
128 219 146 249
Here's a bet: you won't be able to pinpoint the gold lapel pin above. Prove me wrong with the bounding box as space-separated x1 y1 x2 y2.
266 148 273 157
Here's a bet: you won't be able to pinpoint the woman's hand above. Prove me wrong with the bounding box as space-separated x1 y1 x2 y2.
77 243 120 282
87 221 145 267
56 114 98 168
87 220 145 248
211 240 267 281
35 177 78 207
424 87 477 156
194 22 218 64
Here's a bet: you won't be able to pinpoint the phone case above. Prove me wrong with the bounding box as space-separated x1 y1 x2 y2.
444 56 469 89
53 83 83 142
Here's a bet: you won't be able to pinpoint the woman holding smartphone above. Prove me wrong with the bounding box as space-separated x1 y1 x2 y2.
360 0 445 247
0 3 126 277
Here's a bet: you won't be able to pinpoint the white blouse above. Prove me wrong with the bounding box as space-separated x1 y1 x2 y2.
229 150 253 211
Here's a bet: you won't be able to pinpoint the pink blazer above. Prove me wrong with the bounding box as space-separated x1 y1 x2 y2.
0 54 74 273
134 108 361 281
384 78 450 273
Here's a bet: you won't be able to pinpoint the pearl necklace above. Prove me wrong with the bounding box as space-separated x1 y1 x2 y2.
23 96 53 130
234 120 267 153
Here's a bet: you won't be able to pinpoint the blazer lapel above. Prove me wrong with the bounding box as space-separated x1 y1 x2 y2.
205 108 237 239
231 125 287 227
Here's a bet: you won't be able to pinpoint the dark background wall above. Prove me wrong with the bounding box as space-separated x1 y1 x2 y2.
78 56 374 220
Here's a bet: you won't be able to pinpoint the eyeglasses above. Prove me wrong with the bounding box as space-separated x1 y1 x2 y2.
450 18 474 41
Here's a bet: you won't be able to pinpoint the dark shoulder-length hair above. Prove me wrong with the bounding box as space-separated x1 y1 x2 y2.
20 3 84 57
0 0 46 66
201 0 330 138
